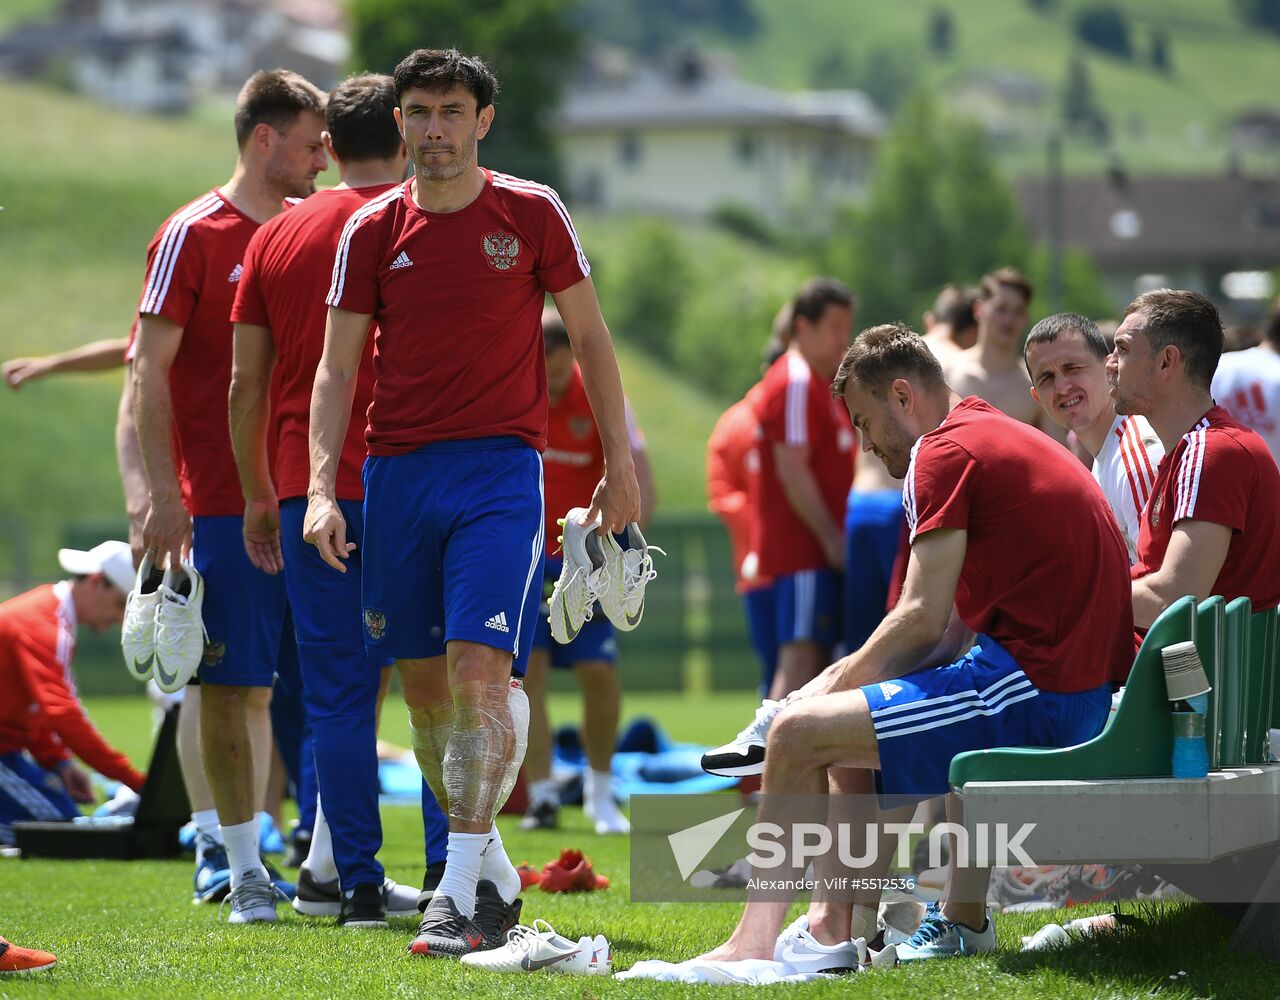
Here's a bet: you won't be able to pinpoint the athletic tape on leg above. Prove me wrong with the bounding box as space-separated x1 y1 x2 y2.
442 681 516 824
494 680 529 812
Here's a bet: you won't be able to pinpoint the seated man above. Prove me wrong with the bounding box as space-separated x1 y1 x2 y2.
702 324 1134 964
1108 289 1280 625
0 541 144 842
1024 312 1164 562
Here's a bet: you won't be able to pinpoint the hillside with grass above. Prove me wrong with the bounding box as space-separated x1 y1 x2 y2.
696 0 1280 176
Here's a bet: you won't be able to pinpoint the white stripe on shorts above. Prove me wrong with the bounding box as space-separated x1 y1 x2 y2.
511 454 546 655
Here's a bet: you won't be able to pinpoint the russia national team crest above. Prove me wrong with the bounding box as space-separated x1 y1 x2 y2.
364 608 387 642
482 230 521 271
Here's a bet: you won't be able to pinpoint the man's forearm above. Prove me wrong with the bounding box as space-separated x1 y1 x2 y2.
44 338 130 375
828 600 946 691
573 331 634 469
116 373 149 520
229 371 275 502
779 464 840 549
307 357 355 500
131 359 181 500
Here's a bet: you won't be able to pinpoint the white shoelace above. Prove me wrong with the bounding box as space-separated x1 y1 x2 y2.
498 919 560 955
736 699 782 743
620 545 664 599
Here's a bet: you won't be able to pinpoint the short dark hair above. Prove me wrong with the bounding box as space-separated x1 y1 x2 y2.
325 74 400 163
1123 289 1224 392
831 323 947 399
940 286 978 333
393 48 499 111
980 266 1033 304
1023 313 1109 377
542 310 570 353
792 277 855 330
234 69 326 149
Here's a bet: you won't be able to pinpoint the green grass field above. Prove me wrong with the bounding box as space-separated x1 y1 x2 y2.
2 693 1279 998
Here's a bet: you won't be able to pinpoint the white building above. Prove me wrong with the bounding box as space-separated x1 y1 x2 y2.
555 60 884 229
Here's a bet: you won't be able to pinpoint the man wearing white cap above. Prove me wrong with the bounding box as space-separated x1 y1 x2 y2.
0 541 144 843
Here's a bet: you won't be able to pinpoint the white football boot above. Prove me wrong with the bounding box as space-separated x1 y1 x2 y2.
460 919 596 974
152 563 207 693
121 552 164 681
596 523 663 631
548 508 605 644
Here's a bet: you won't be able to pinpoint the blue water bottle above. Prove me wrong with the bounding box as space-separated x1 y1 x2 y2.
1171 698 1209 779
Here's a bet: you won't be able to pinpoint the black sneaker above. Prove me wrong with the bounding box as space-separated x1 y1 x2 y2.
519 800 558 831
338 882 389 930
473 879 522 950
417 861 447 912
283 826 311 869
292 865 340 917
408 895 484 958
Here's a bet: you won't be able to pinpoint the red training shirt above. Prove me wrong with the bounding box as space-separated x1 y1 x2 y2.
905 397 1134 692
232 185 395 501
137 190 260 516
1132 405 1280 612
542 365 645 558
326 170 590 455
707 385 772 593
0 585 145 790
750 351 855 577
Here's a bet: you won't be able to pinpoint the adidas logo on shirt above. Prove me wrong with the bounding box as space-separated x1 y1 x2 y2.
484 611 511 633
879 681 903 701
389 251 413 270
228 264 243 283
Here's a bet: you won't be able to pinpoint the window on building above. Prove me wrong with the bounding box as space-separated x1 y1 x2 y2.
736 134 758 164
619 132 641 169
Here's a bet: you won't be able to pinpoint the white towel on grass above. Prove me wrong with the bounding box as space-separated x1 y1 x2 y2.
615 958 835 985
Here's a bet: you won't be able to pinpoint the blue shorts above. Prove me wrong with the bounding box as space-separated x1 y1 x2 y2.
743 584 779 694
774 568 841 648
532 559 617 668
862 635 1112 799
362 437 544 677
0 752 79 844
843 489 904 651
193 515 288 687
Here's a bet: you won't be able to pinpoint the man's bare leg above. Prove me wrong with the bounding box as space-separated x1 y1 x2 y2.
939 793 991 930
176 686 215 814
521 649 556 813
768 640 826 700
702 690 881 961
201 683 271 884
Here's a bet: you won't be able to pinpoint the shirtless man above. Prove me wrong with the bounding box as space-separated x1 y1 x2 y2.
945 268 1062 439
921 284 977 367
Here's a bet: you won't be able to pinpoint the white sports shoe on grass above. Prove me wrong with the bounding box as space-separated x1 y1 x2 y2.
152 563 207 693
549 508 606 644
775 924 865 974
597 524 663 631
121 553 164 682
222 872 284 925
701 699 782 776
459 919 609 975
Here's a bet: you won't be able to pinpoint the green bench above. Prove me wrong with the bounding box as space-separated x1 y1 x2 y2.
949 595 1280 960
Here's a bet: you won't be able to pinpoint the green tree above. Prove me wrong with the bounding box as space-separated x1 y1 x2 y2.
610 220 694 361
348 0 578 186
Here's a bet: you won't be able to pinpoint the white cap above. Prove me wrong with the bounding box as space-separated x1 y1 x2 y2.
57 541 134 594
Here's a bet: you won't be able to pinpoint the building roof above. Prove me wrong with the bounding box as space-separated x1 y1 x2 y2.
1016 173 1280 265
556 67 883 137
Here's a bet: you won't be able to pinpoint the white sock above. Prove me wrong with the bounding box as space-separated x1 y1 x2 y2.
479 825 522 904
222 818 268 888
434 831 488 918
193 809 222 846
850 904 877 943
529 778 558 808
304 796 338 883
587 769 615 813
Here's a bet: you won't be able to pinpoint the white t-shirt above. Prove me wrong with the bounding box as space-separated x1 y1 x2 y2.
1212 346 1280 466
1093 413 1164 563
